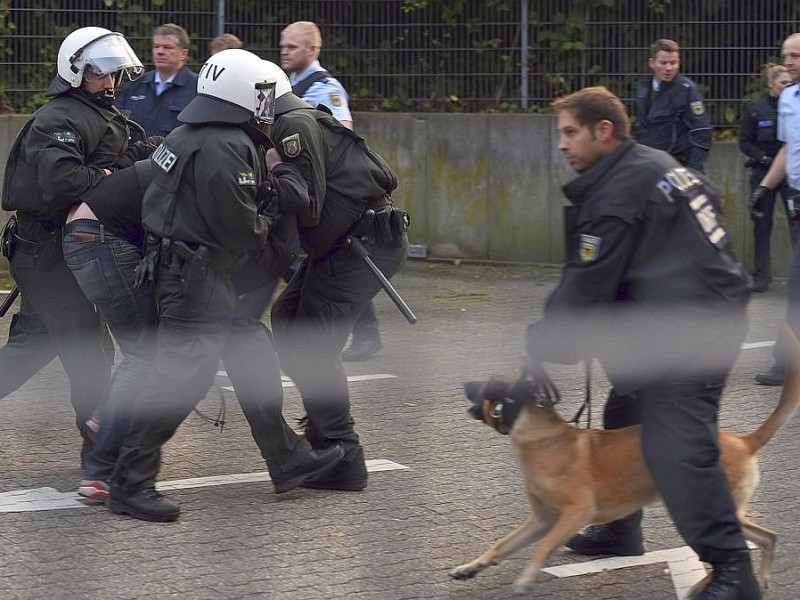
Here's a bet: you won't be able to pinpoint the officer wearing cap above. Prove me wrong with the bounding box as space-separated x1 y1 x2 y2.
106 49 344 522
0 26 143 464
634 38 711 172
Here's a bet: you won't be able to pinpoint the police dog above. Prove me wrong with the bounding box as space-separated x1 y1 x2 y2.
450 326 800 595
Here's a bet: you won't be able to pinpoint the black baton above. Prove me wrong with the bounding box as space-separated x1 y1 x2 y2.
347 236 417 324
0 285 19 318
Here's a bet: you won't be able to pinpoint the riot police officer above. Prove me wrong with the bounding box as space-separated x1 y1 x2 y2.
634 38 711 172
260 59 409 492
530 87 758 599
0 26 143 463
106 49 343 522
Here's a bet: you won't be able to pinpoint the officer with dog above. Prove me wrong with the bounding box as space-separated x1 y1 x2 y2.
0 26 143 464
266 60 409 492
527 86 758 599
106 50 344 522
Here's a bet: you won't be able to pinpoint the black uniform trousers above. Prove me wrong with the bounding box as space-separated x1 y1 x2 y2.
0 220 112 434
271 235 408 456
601 323 749 565
749 165 799 287
111 248 308 493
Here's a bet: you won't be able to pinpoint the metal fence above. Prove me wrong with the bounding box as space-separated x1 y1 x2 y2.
1 0 799 127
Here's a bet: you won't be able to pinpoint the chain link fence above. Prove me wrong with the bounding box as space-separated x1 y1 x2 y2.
0 1 798 127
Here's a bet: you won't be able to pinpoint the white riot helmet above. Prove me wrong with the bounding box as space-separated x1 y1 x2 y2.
47 26 143 96
260 59 311 115
179 49 278 125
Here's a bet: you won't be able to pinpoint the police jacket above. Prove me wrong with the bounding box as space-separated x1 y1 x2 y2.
116 66 198 137
739 94 782 162
526 139 749 394
141 123 270 263
2 90 128 234
270 103 397 258
635 74 711 171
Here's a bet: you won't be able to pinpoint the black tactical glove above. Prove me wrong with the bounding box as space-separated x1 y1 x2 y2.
748 185 770 219
255 175 280 223
761 155 773 167
133 234 161 288
117 136 165 169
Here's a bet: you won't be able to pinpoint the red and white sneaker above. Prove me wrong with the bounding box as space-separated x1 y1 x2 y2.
78 480 109 503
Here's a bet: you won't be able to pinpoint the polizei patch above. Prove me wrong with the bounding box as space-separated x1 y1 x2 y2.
151 143 178 173
579 234 601 263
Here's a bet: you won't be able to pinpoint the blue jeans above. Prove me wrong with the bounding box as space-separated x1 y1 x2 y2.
63 220 158 481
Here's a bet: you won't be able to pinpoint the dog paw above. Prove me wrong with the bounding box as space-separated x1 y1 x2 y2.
449 563 481 580
512 578 535 595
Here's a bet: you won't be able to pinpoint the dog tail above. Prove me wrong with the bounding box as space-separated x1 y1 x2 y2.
744 323 800 453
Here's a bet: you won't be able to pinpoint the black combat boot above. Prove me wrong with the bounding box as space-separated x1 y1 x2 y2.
298 416 368 491
566 510 645 556
693 550 761 600
754 362 784 386
107 487 180 522
272 445 345 494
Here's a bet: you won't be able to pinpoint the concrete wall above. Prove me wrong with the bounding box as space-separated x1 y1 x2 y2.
0 113 790 274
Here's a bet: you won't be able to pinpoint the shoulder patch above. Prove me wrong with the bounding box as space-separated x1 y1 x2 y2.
579 234 602 264
691 100 704 116
281 133 302 158
237 170 256 186
51 130 78 144
329 92 343 108
151 143 178 173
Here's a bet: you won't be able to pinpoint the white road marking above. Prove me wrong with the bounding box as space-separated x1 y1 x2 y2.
218 372 398 392
543 546 705 599
0 459 409 513
741 341 775 350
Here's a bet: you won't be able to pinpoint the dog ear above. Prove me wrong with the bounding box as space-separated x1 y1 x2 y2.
483 377 510 401
463 381 486 404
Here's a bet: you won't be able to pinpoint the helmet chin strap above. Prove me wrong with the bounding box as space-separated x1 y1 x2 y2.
241 120 272 148
90 88 116 109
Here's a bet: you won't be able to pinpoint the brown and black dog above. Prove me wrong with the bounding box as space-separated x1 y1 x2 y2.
450 325 800 596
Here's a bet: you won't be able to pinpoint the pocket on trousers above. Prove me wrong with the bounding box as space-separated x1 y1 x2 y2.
65 256 112 303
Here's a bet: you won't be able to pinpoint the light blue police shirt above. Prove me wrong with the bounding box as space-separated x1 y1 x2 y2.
290 61 353 123
778 82 800 189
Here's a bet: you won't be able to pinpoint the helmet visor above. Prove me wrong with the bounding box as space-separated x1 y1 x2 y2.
254 80 276 125
82 33 144 82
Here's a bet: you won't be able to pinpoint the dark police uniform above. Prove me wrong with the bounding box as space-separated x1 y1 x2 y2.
0 89 122 444
110 124 315 497
270 103 408 482
116 66 197 137
527 138 751 565
739 93 798 288
635 74 711 171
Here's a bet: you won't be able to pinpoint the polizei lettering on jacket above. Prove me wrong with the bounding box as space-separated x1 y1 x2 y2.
152 143 178 173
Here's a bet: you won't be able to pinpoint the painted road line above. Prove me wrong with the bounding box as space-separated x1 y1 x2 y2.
741 341 775 350
542 546 705 599
0 459 409 513
219 373 398 392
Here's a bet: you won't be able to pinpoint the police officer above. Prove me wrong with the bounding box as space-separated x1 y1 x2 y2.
635 38 711 172
0 26 143 463
116 23 197 138
739 63 797 293
261 59 409 492
278 21 383 362
529 87 758 599
106 49 344 522
751 34 800 387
